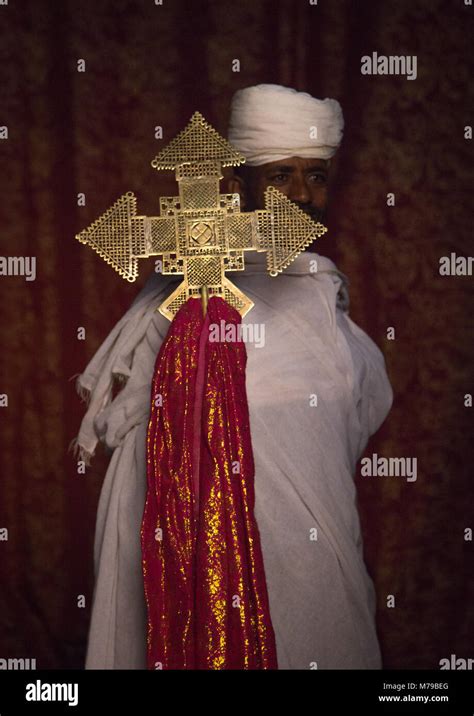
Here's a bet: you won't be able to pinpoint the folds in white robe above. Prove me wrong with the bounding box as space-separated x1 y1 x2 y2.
75 250 393 670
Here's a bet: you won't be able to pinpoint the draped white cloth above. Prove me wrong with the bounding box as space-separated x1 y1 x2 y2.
76 250 393 670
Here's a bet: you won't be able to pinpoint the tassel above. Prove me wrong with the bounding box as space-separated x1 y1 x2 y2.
68 436 93 467
73 374 92 406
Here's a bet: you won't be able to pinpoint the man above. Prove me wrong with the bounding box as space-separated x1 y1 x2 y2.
227 83 341 224
75 84 393 669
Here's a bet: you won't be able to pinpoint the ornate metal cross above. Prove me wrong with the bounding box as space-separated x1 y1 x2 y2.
76 112 327 321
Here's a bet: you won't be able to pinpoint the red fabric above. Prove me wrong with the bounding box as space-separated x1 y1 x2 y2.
141 296 278 669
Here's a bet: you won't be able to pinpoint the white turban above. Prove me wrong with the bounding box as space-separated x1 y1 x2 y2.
227 84 344 165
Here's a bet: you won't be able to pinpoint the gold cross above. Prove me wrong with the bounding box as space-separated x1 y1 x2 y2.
76 112 328 321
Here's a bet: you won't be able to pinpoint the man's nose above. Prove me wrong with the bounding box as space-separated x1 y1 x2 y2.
288 176 311 204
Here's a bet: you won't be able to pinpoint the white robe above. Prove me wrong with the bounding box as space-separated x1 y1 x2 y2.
76 250 393 670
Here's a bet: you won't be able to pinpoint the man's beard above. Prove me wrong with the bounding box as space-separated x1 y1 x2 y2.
292 201 326 224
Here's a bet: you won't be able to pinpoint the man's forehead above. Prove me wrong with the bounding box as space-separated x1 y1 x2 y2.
259 156 329 171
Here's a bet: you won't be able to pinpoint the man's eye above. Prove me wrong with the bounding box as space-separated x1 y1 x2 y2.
270 174 289 182
309 173 327 183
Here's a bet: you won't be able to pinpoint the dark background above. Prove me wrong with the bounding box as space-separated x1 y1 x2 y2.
0 0 472 669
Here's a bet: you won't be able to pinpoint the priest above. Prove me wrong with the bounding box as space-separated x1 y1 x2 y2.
75 84 393 669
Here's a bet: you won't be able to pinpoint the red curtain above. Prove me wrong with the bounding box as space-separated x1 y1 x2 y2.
0 0 472 668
